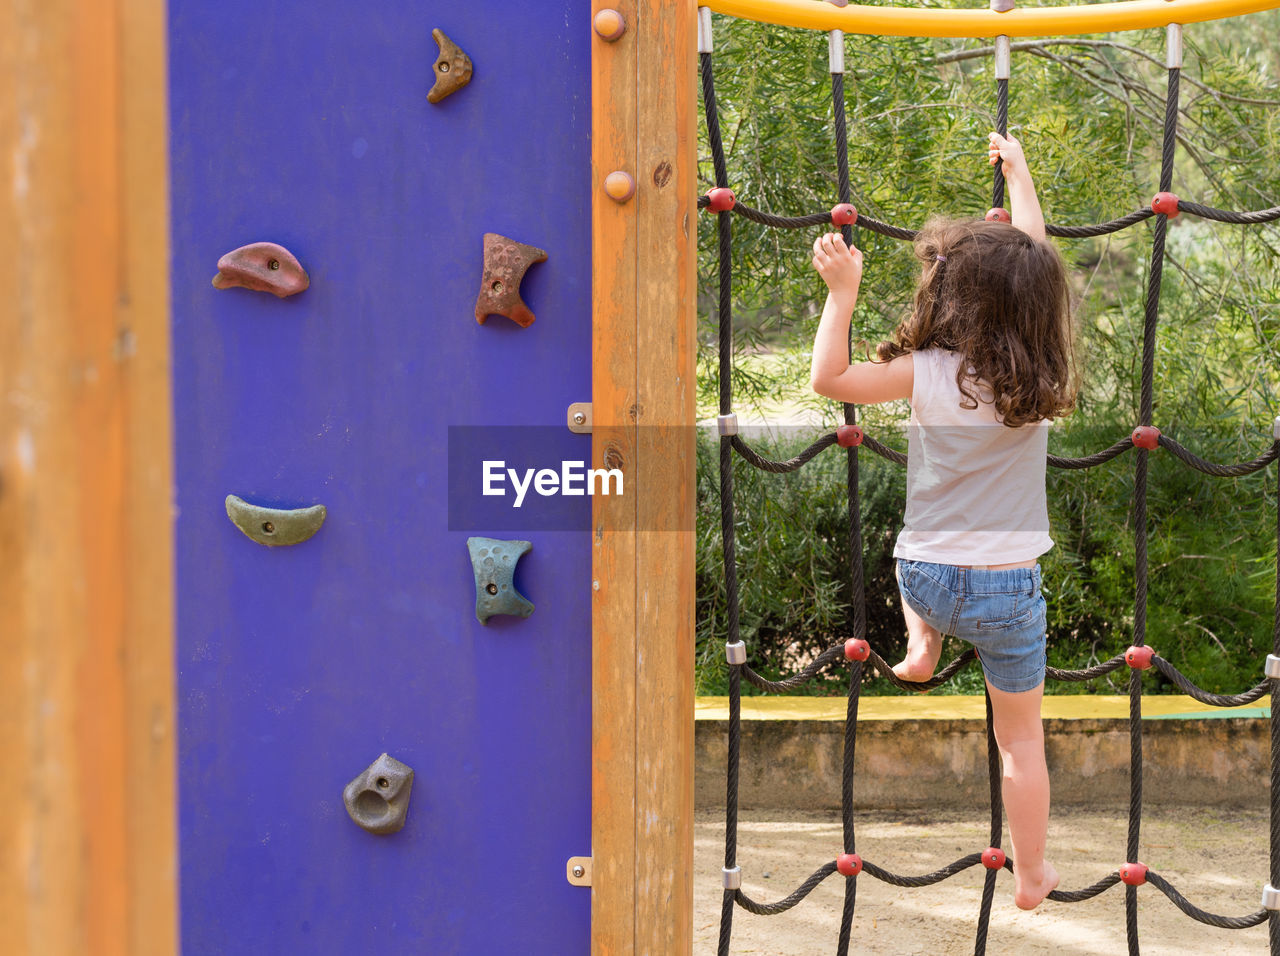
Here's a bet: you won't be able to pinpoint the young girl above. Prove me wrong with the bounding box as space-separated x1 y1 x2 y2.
809 132 1075 911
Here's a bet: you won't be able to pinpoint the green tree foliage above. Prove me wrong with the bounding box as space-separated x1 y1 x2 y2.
695 4 1280 695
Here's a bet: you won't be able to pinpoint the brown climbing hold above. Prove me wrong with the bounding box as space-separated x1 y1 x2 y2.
475 233 547 328
212 242 309 298
428 29 473 104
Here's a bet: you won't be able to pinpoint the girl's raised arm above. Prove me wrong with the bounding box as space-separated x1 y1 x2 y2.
809 232 913 405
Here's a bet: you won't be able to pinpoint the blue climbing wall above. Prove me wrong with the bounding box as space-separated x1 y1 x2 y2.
169 3 591 951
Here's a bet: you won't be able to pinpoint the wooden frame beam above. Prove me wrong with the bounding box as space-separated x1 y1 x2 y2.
0 1 175 953
591 1 697 952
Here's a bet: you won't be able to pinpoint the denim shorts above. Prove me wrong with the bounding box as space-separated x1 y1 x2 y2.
896 558 1047 694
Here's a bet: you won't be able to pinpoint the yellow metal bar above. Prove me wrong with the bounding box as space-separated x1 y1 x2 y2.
703 0 1280 38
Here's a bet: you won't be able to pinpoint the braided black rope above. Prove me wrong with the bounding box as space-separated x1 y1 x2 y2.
1046 654 1127 683
734 863 836 915
974 690 1001 955
1049 875 1123 903
862 854 985 888
1152 659 1269 707
729 433 837 472
701 27 1280 956
1146 872 1269 929
1158 435 1280 477
740 645 846 693
1178 201 1280 225
698 196 1280 241
703 46 742 956
1272 458 1280 952
1048 438 1135 469
728 430 1278 479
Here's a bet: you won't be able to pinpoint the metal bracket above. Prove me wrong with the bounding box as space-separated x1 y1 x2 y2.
726 641 747 665
827 30 844 74
568 402 592 434
567 856 592 886
1266 655 1280 681
994 35 1011 79
723 866 742 889
1263 883 1280 910
1166 23 1183 69
697 7 712 54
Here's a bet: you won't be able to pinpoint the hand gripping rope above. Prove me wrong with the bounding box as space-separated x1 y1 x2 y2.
699 7 1280 955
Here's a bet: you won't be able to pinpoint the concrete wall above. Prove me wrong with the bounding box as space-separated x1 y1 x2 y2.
695 717 1269 809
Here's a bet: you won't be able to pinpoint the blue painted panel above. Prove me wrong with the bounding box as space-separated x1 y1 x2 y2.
169 4 591 952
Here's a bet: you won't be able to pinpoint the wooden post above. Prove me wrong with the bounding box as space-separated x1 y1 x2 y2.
592 1 697 953
0 0 175 953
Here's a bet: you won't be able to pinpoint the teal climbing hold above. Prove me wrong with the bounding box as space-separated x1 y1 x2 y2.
466 537 534 625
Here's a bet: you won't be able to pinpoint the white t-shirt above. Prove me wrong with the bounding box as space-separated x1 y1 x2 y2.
893 348 1053 565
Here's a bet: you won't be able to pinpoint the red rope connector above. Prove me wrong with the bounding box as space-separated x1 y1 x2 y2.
1125 645 1156 670
706 187 736 212
1151 192 1181 218
837 853 863 876
844 638 870 662
831 203 858 227
1120 862 1149 886
1131 425 1161 450
982 847 1006 870
836 424 864 448
984 207 1011 223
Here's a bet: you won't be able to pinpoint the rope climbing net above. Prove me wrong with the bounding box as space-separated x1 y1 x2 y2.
697 4 1280 954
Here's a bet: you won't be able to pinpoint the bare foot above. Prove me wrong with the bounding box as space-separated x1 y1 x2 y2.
891 639 941 684
1013 860 1059 910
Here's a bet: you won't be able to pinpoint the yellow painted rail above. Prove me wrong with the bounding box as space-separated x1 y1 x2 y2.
703 0 1280 38
695 695 1270 721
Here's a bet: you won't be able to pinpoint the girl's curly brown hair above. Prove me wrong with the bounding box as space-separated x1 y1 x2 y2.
876 217 1078 427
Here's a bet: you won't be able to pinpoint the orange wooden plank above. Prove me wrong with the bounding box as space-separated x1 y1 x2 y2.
0 0 175 952
633 0 697 952
592 0 697 952
592 0 640 951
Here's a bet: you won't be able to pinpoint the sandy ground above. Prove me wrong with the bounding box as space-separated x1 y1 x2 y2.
695 807 1271 955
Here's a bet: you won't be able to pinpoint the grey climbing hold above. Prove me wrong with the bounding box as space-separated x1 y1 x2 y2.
467 536 534 624
225 494 326 547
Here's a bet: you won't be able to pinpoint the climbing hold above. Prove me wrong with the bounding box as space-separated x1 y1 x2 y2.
467 537 534 624
984 207 1012 223
593 8 627 41
1130 425 1161 450
474 234 548 328
1151 192 1181 218
1125 645 1156 670
343 753 414 835
836 424 864 448
211 242 309 298
706 187 736 213
224 494 326 547
428 29 473 104
836 853 863 876
603 170 636 203
982 847 1006 870
831 203 858 226
1120 862 1149 886
844 638 870 662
